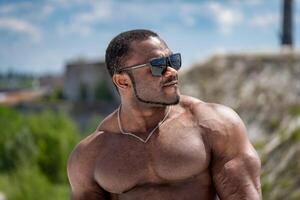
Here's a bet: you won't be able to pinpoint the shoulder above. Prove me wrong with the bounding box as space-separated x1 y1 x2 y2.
68 108 120 175
69 130 106 158
179 95 242 129
96 108 120 134
179 95 248 151
68 130 106 174
67 130 106 191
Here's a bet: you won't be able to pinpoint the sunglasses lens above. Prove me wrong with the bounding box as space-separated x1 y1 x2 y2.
149 54 181 76
169 53 181 70
150 57 167 66
151 66 164 76
150 58 167 76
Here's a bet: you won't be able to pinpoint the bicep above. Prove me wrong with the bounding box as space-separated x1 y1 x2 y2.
212 149 262 200
69 172 111 200
68 168 111 200
208 105 262 199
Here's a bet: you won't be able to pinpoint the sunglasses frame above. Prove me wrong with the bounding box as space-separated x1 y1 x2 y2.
117 53 181 76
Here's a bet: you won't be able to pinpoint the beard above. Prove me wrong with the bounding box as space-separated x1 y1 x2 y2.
127 72 180 106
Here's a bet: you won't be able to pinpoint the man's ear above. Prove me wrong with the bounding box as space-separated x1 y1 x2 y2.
112 73 131 90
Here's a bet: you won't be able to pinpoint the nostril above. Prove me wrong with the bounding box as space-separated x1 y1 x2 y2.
163 66 177 77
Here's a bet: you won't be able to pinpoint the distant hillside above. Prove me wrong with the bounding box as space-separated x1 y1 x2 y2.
258 114 300 200
179 51 300 199
179 51 300 140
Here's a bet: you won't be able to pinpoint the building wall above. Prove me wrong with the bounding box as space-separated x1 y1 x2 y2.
64 61 118 102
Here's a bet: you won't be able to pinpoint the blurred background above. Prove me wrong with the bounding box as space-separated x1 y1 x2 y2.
0 0 300 199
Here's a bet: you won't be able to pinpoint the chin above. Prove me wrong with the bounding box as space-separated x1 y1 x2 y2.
168 89 180 103
171 95 180 105
162 93 180 105
134 88 180 106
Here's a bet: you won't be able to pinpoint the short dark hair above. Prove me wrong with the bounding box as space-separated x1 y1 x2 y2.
105 29 159 77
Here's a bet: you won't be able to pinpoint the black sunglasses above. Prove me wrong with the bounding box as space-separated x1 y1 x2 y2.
117 53 181 76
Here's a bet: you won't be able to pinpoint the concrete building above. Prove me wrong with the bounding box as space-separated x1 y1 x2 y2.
64 59 118 103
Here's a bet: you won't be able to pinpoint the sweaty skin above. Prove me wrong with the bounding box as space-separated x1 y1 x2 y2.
67 36 261 200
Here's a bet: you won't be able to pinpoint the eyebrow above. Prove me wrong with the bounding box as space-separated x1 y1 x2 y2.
149 51 173 60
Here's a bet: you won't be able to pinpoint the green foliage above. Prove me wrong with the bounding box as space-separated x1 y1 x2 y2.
290 128 300 141
0 107 28 171
253 139 266 151
258 117 300 200
26 110 80 182
261 180 271 194
43 88 65 102
0 165 52 200
0 106 80 199
95 80 114 101
268 117 280 132
0 73 36 90
0 165 70 200
84 114 102 134
289 105 300 117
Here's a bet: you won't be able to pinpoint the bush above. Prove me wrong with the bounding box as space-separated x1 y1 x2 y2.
0 106 81 199
95 81 114 101
0 165 70 200
26 110 80 182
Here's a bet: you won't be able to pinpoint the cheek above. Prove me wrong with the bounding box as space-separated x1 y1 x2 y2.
133 73 162 90
138 77 162 92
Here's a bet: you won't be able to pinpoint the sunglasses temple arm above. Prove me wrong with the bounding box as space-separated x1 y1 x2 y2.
119 63 148 72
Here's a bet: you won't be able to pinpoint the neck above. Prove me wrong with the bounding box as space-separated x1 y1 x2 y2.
119 102 170 134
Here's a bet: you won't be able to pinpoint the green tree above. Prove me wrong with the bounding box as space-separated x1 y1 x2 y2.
95 80 114 101
0 106 81 200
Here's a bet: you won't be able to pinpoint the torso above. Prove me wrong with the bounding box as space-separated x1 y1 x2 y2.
80 97 217 200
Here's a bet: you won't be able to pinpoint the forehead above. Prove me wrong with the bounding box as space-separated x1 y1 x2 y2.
126 36 171 65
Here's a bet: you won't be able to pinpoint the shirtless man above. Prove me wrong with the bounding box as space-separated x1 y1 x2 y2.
67 29 262 200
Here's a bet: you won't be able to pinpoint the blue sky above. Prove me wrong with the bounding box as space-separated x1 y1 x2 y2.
0 0 300 75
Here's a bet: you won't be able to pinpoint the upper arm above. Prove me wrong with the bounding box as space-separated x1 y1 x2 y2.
67 143 110 200
199 104 262 199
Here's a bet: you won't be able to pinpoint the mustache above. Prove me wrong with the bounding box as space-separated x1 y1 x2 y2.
162 75 178 85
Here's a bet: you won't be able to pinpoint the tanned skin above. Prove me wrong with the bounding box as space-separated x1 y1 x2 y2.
67 35 262 200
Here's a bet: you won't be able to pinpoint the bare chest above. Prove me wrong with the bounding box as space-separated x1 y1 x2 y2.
94 123 210 194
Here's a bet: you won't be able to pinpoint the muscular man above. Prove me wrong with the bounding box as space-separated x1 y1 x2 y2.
67 29 262 200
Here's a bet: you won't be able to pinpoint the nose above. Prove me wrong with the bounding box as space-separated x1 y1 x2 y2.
163 66 177 78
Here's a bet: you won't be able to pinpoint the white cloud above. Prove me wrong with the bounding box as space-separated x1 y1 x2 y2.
0 2 34 14
230 0 263 6
179 3 203 27
0 5 15 14
0 17 41 41
207 2 243 35
41 4 55 17
50 0 105 9
74 2 110 24
57 22 92 37
0 2 54 21
184 15 196 27
49 0 74 8
250 13 279 29
57 0 111 36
